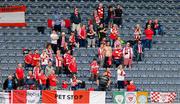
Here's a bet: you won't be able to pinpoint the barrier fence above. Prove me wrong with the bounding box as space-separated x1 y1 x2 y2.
0 90 177 104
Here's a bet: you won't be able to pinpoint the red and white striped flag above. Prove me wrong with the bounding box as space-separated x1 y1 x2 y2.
0 6 27 27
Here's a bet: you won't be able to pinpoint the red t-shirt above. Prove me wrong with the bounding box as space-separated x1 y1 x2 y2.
48 74 57 86
64 53 73 66
79 28 87 39
144 29 154 40
24 54 33 64
32 53 40 66
68 59 77 73
16 68 24 79
62 83 68 89
127 84 136 91
90 61 99 75
39 74 47 85
112 49 123 59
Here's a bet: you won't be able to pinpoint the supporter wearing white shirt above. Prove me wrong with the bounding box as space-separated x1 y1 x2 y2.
117 65 126 91
50 30 59 54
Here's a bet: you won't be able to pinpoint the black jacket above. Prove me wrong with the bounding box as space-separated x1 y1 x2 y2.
3 79 17 90
70 13 81 24
57 36 68 48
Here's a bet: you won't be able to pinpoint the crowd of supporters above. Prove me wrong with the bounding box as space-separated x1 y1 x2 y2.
3 3 163 92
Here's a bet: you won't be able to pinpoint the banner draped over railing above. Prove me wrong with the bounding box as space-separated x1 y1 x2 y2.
0 91 177 104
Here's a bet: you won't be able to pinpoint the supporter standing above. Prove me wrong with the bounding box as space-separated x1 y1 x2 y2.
40 49 49 71
48 70 58 90
50 30 59 54
87 25 96 48
89 59 99 81
144 25 154 49
134 41 144 62
24 50 33 71
114 4 123 27
112 45 123 67
69 31 76 53
38 70 47 90
55 50 63 75
45 61 54 77
70 7 81 32
107 6 115 27
53 12 61 32
104 42 112 68
57 32 68 54
123 42 133 68
78 25 87 47
134 24 142 43
109 24 119 46
97 23 107 46
32 49 40 67
97 3 104 23
98 43 105 67
117 65 126 91
46 44 53 61
15 63 24 90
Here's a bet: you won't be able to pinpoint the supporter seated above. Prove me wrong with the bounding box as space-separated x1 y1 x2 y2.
96 69 111 91
25 71 36 90
127 80 137 91
70 75 82 91
3 75 17 91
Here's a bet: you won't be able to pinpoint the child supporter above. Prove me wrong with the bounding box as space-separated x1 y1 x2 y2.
89 59 99 81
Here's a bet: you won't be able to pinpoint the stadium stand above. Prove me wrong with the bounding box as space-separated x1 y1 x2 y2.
0 0 180 103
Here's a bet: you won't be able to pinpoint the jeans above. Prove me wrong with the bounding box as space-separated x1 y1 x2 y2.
137 53 143 61
145 39 152 49
117 81 124 90
79 39 86 47
87 38 95 47
39 84 46 90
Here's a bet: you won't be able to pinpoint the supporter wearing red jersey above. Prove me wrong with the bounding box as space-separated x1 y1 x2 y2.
61 80 68 90
38 70 47 90
70 75 82 91
93 10 100 26
55 50 63 75
64 50 73 75
127 80 136 91
144 25 154 49
109 24 119 46
24 50 33 70
89 59 99 81
33 63 41 80
68 57 78 75
112 45 123 67
97 3 104 23
78 25 87 47
15 63 24 90
32 49 40 67
48 70 58 90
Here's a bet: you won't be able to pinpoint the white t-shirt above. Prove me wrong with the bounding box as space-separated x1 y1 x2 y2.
50 33 59 44
117 70 126 81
